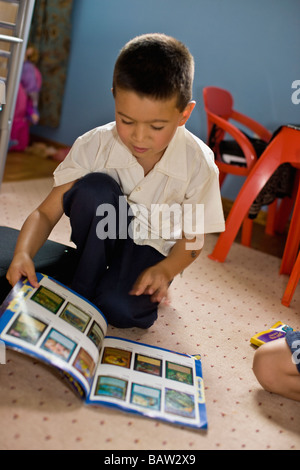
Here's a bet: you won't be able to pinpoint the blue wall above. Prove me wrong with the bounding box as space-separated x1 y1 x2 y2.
33 0 300 198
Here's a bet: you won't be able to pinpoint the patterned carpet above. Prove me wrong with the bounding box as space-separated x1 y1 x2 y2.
0 178 299 450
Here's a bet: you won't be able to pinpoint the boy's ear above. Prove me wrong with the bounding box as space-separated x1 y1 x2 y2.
179 101 196 126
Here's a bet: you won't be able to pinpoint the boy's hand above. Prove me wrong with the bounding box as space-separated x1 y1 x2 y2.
6 253 39 288
129 264 171 304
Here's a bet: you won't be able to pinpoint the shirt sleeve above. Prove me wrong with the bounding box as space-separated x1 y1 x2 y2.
182 147 225 238
53 128 103 186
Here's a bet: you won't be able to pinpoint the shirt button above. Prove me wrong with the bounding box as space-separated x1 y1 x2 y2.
135 186 141 191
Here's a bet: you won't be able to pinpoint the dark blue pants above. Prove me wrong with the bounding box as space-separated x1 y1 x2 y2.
63 173 165 329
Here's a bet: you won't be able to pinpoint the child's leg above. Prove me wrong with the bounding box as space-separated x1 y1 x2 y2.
63 172 165 328
63 172 128 300
93 241 165 329
253 332 300 401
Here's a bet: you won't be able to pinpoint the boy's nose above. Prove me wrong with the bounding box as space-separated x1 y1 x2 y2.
132 124 146 143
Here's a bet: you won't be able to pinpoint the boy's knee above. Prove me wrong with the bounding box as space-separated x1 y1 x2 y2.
253 339 295 392
63 172 122 216
79 172 121 194
253 345 273 391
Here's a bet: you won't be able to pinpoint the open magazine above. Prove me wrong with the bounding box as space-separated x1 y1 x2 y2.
0 273 207 430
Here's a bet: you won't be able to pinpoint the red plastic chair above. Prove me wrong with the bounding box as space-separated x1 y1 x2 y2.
203 86 272 180
281 251 300 307
203 86 275 245
280 168 300 306
208 125 300 306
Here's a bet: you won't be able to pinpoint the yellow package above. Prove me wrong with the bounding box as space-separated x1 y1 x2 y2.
250 321 293 347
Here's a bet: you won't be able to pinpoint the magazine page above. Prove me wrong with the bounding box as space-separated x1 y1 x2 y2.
0 273 108 397
87 337 207 429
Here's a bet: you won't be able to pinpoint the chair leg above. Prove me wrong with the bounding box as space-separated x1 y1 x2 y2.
277 171 299 233
282 250 300 307
241 217 253 246
219 172 227 186
241 196 291 246
209 133 282 263
274 197 294 234
280 183 300 275
265 199 278 236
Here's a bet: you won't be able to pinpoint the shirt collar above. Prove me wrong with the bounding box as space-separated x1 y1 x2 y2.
104 125 136 168
156 126 188 180
105 123 188 180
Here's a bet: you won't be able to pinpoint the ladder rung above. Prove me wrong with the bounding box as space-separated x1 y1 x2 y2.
0 50 11 58
0 22 16 30
0 34 23 44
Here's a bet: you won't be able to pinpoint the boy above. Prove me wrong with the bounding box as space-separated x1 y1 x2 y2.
253 331 300 401
6 33 225 328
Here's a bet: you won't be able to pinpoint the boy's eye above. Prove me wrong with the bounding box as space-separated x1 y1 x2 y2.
121 119 133 125
120 118 164 130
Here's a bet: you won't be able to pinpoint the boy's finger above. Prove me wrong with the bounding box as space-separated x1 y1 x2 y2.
130 275 155 296
129 282 150 296
26 269 39 288
28 275 39 288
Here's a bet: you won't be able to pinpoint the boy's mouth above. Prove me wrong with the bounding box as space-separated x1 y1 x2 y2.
133 146 148 154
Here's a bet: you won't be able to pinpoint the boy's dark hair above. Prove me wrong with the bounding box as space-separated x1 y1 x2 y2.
112 33 194 111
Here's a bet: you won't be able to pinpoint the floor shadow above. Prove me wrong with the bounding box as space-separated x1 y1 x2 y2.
254 389 300 435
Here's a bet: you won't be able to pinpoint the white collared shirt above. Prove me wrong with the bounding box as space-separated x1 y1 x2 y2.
54 122 225 255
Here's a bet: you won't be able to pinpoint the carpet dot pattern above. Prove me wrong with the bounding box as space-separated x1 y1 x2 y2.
0 178 299 450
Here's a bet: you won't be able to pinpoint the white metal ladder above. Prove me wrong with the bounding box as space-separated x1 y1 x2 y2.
0 0 35 187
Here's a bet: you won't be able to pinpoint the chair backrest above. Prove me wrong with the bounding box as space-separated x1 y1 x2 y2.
203 86 233 120
203 86 234 151
202 86 271 177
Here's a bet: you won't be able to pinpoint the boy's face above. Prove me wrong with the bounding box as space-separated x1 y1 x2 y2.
114 88 195 166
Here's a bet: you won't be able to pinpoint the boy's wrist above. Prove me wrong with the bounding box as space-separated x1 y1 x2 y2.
156 258 178 282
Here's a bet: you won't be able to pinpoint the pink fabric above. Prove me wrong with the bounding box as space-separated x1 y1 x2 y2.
10 64 42 151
